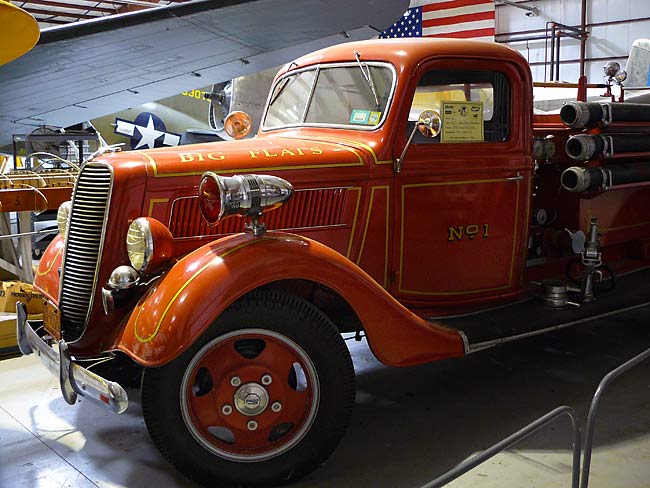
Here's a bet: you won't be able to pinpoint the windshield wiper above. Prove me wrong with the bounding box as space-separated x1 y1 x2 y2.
354 51 380 110
269 62 299 106
269 77 291 106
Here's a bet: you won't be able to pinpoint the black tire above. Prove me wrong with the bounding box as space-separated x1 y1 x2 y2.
142 290 355 487
32 247 42 260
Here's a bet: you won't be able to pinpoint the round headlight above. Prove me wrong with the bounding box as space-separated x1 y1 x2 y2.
127 218 152 273
57 201 72 239
126 217 174 275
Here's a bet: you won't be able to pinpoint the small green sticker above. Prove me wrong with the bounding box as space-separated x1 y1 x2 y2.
368 111 382 125
350 110 370 124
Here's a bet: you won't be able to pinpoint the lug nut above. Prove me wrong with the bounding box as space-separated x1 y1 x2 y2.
230 376 241 387
247 420 258 431
221 404 233 416
271 402 282 412
261 374 272 385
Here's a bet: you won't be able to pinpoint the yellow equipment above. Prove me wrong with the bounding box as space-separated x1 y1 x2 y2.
0 0 39 66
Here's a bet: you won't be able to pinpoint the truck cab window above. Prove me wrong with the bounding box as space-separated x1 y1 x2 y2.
264 69 317 127
264 63 395 130
407 70 510 144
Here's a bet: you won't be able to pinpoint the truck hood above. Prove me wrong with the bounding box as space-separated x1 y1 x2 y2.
136 134 373 178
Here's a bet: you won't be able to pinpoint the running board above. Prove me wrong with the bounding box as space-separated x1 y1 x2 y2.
467 302 650 353
430 267 650 354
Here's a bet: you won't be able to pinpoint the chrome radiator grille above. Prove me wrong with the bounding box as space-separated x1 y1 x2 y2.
60 163 113 341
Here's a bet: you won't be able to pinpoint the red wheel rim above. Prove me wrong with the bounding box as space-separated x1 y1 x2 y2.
180 329 320 462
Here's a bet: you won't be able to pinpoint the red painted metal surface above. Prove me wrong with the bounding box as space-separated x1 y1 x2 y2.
170 188 348 238
182 330 317 459
31 38 650 367
34 234 64 304
141 217 175 274
115 233 464 367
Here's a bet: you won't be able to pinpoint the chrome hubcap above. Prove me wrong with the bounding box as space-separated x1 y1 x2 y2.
234 383 269 416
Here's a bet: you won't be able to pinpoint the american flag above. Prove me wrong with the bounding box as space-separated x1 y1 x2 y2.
380 0 495 42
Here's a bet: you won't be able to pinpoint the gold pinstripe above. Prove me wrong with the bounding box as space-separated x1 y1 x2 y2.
134 237 278 343
398 177 521 296
356 186 390 288
139 140 366 178
147 198 169 218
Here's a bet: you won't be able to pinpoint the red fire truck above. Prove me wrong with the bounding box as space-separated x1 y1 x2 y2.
17 38 650 486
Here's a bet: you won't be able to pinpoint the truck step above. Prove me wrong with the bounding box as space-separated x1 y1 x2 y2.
432 267 650 353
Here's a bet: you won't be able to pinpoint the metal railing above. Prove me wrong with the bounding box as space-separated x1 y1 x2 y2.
420 406 581 488
420 343 650 488
580 346 650 488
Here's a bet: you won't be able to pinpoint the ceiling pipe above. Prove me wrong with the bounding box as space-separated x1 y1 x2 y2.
495 0 539 16
579 0 588 78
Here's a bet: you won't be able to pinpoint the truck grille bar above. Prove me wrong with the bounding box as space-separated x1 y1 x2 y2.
59 163 113 342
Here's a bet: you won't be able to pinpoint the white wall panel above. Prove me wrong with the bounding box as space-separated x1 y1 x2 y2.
496 0 650 83
590 0 632 24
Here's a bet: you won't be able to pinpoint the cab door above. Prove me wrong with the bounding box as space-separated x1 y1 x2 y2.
392 58 533 307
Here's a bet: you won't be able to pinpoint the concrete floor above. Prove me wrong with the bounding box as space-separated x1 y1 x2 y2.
1 307 650 488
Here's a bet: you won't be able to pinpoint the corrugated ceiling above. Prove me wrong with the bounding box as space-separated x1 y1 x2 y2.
11 0 187 28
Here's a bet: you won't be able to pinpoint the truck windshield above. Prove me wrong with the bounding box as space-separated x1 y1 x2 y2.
263 63 395 130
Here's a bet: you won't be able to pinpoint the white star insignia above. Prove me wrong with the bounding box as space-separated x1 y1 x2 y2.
134 115 165 149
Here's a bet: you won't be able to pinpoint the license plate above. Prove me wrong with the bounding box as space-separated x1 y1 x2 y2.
43 302 61 340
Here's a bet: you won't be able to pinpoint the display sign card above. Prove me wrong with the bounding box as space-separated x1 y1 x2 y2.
441 101 484 143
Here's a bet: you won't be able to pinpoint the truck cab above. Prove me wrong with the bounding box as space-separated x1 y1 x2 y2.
17 38 650 487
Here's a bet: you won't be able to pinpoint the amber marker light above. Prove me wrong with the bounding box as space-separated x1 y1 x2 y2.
224 111 252 140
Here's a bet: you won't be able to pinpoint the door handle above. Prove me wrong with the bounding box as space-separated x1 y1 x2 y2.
506 172 523 181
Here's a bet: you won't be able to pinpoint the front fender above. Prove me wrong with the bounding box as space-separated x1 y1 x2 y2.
33 234 64 304
116 232 464 367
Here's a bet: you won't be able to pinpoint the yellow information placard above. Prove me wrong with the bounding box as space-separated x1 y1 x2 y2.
441 101 484 143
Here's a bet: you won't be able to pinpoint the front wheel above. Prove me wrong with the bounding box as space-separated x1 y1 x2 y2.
142 291 355 487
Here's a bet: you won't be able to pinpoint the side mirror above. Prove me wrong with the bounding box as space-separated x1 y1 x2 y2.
395 110 442 173
416 109 442 138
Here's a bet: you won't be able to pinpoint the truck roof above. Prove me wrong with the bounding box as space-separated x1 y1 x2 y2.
284 38 527 73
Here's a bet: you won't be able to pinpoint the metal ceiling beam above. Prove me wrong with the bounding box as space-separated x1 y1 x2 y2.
496 0 539 16
30 16 69 24
25 0 118 14
15 0 191 29
95 0 173 8
25 6 100 19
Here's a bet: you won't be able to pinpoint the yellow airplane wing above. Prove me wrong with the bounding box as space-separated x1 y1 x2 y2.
0 0 39 66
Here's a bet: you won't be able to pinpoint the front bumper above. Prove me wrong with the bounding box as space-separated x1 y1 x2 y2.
16 302 129 414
